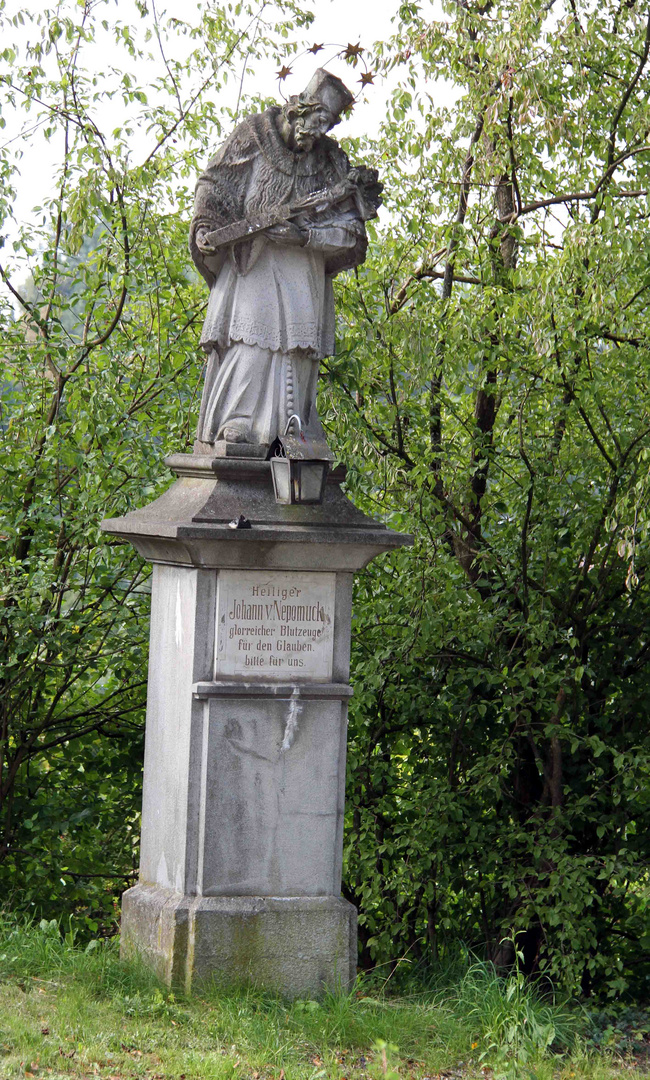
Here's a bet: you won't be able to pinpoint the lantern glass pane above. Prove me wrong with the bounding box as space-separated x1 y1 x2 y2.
271 458 292 503
298 462 326 503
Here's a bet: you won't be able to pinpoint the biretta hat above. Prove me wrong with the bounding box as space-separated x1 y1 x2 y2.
300 68 354 122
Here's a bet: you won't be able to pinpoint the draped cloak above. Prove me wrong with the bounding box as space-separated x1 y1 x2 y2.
189 107 368 445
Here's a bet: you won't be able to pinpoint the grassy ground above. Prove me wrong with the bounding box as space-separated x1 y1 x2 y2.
0 917 647 1080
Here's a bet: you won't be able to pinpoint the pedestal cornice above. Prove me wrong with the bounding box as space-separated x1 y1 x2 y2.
101 452 412 570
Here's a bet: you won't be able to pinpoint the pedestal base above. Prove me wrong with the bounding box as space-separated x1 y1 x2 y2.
120 884 357 999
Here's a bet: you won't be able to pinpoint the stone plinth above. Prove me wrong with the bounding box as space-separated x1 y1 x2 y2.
102 453 410 998
120 888 357 997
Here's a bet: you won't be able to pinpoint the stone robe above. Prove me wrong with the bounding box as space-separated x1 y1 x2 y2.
190 107 367 446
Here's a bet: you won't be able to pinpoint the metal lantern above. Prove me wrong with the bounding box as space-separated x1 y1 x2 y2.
269 416 335 505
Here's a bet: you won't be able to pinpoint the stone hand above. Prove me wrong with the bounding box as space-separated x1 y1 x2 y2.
196 231 217 254
265 222 306 246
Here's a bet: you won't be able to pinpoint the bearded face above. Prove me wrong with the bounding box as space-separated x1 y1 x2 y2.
290 104 336 151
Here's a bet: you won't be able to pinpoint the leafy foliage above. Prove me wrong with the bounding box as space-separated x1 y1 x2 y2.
326 0 650 998
586 1002 650 1061
2 0 650 1000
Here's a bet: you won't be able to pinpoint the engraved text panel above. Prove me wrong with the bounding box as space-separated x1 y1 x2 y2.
215 570 336 680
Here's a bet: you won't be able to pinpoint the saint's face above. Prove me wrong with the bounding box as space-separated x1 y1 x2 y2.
291 105 336 152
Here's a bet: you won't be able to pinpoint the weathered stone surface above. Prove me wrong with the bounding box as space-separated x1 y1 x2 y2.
121 885 357 998
101 455 411 572
102 455 410 998
195 440 268 459
123 557 357 996
190 68 381 450
137 562 351 898
104 456 393 533
199 695 346 896
135 566 212 894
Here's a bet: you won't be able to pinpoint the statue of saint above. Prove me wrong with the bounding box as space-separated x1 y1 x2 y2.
189 68 381 449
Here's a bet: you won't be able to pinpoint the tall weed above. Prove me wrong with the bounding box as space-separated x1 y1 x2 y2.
453 955 580 1078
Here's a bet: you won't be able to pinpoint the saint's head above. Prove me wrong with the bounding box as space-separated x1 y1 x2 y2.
280 68 355 153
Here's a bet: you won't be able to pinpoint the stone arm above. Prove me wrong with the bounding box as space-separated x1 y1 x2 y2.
309 141 371 275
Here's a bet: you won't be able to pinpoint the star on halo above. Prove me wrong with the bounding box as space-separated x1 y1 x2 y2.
308 43 324 54
276 65 292 81
342 41 364 62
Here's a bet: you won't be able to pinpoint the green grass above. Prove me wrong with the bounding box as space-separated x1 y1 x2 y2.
0 915 646 1080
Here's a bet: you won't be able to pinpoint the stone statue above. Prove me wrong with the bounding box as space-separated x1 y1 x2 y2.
189 68 382 449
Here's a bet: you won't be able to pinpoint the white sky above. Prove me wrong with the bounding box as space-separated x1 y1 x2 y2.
240 0 408 131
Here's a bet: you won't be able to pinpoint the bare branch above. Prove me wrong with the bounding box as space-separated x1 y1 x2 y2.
390 263 481 313
517 145 650 217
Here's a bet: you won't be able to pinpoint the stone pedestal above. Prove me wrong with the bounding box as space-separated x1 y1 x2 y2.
102 453 410 998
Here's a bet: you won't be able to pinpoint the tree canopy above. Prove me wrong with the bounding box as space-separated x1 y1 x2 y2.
1 0 650 997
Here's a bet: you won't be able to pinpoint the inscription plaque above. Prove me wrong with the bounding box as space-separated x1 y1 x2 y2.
215 570 336 680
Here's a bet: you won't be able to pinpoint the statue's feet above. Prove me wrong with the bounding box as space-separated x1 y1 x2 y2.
221 423 251 443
